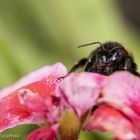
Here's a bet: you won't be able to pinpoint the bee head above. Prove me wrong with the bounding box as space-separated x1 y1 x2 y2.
95 42 127 75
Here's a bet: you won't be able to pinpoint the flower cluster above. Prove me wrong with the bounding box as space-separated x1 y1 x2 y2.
0 63 140 140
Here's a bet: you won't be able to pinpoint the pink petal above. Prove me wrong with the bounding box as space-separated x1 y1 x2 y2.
27 125 58 140
18 88 62 124
102 71 140 129
0 63 67 99
0 63 67 132
57 72 105 118
84 106 138 140
18 89 50 112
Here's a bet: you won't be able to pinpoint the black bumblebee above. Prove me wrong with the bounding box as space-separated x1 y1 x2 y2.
68 41 139 76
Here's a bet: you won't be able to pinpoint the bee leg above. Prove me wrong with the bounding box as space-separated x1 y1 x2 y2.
57 58 88 81
84 59 95 72
68 58 88 74
85 61 92 71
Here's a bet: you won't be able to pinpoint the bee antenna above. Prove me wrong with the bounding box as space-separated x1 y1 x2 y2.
78 41 104 49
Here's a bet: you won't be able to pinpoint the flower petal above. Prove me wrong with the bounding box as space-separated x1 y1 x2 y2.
102 71 140 128
27 125 58 140
83 106 138 140
57 72 105 118
18 88 62 124
0 63 67 99
0 63 67 132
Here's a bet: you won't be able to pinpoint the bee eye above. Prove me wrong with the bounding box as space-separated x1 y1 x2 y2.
98 55 106 63
102 55 106 62
110 52 119 61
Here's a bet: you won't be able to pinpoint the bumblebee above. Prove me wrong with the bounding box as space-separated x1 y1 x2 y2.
68 41 139 76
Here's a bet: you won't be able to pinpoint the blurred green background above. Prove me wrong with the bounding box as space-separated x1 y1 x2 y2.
0 0 140 139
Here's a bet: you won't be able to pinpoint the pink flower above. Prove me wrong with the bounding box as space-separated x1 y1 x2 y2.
102 72 140 128
83 106 137 140
57 72 105 118
27 125 58 140
0 62 140 140
0 63 67 132
57 71 140 140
